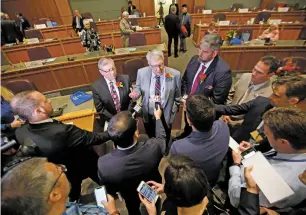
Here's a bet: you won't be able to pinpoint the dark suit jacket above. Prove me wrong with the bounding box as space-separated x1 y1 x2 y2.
128 5 136 15
72 16 84 32
164 13 181 36
15 120 110 180
91 74 134 122
17 17 30 34
181 55 232 104
238 188 260 215
98 120 166 215
215 96 272 143
1 20 23 44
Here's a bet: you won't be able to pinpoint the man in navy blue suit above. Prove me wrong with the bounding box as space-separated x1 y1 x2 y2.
175 33 232 139
170 94 230 186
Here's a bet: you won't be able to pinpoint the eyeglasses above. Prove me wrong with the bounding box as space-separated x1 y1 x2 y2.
100 67 116 73
150 63 164 70
48 164 67 196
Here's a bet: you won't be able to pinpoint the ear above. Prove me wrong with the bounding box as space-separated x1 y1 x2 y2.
186 114 192 126
212 51 219 58
288 97 299 105
280 138 290 146
267 72 274 78
48 187 62 203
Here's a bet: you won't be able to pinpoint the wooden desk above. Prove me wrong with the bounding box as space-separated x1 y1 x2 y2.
26 16 158 39
190 11 306 29
219 40 306 71
1 44 168 93
51 94 95 131
192 23 305 46
2 28 161 64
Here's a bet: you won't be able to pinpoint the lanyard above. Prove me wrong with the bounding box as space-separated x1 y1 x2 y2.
266 157 306 162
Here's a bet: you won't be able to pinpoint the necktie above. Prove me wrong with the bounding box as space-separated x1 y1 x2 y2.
109 82 121 113
155 76 161 108
238 83 253 104
190 65 206 94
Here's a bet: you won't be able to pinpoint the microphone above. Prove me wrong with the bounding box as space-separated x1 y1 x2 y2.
132 102 142 118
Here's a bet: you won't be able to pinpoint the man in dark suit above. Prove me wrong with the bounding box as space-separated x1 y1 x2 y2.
11 90 110 201
91 57 134 129
165 5 181 58
15 12 30 36
128 1 136 15
98 108 166 215
72 10 84 33
175 33 232 139
170 95 229 186
1 16 23 45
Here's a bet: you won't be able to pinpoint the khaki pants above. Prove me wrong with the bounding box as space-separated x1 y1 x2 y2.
122 35 129 47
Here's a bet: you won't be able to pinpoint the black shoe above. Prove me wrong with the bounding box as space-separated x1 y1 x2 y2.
168 53 171 57
174 54 179 58
182 50 187 53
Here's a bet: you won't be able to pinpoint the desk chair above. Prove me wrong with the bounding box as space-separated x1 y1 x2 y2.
25 29 43 39
213 13 226 22
4 79 38 94
194 6 205 13
129 18 138 26
27 47 51 61
128 33 146 47
81 12 93 20
231 3 244 11
254 12 271 24
123 58 145 84
236 29 253 41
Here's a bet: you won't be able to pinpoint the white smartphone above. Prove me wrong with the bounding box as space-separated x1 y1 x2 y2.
137 181 158 202
94 186 108 208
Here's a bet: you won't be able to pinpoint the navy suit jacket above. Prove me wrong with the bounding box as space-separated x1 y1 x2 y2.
181 55 232 104
215 96 273 143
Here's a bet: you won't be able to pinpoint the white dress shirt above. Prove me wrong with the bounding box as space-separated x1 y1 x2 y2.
192 59 214 86
105 78 120 102
76 16 81 29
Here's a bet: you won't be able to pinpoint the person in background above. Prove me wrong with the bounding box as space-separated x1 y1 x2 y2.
157 2 165 26
230 31 243 45
3 13 10 20
72 10 84 33
15 12 30 36
120 11 135 47
1 12 23 45
80 20 101 52
165 5 181 58
260 23 279 42
120 7 126 19
205 22 217 35
179 4 191 53
169 0 179 16
128 1 136 15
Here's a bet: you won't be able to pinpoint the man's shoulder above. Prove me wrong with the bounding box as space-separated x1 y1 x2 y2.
165 67 180 76
118 74 130 82
215 56 231 72
91 77 104 88
138 66 150 73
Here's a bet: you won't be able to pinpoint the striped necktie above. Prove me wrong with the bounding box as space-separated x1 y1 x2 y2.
155 76 161 108
109 82 121 113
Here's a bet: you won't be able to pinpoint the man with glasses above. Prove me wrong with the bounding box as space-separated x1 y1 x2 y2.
91 58 134 132
175 34 232 140
129 49 181 145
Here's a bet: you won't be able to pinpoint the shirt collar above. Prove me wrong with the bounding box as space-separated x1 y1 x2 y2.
117 142 137 150
251 80 269 91
105 78 116 85
275 152 306 159
151 69 165 79
201 58 214 69
30 118 53 124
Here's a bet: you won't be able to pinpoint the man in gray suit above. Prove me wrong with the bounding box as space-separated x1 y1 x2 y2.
223 56 279 130
179 4 191 53
129 49 181 144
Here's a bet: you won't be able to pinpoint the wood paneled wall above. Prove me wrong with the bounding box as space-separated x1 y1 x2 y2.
2 0 73 25
133 0 155 16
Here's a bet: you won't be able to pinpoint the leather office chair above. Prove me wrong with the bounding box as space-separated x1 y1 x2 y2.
213 13 226 22
194 6 205 13
254 12 271 24
231 3 244 11
128 33 146 47
129 18 138 26
236 28 253 41
25 29 43 39
123 58 145 83
27 47 51 61
4 79 38 94
81 12 94 19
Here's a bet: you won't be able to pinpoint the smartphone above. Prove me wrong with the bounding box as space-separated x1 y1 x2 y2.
137 181 158 202
241 147 256 159
94 186 108 208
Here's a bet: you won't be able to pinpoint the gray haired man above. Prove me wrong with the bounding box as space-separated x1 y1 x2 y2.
120 11 135 47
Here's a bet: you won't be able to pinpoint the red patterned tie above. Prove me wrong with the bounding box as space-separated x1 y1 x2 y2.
190 64 206 94
109 82 121 113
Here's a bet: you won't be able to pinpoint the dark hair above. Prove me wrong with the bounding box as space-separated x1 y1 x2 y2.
16 12 22 16
108 111 137 148
1 158 54 215
263 108 306 150
260 56 280 74
272 76 306 102
128 1 132 4
164 154 212 208
186 94 215 132
182 4 188 8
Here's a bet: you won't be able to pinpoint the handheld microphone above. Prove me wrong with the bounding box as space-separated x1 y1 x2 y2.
132 103 142 118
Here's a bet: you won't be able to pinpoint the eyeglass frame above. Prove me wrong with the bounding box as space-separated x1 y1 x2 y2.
99 67 116 73
48 164 67 198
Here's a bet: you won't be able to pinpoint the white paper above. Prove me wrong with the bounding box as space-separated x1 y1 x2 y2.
242 152 294 204
129 15 136 18
269 19 282 24
104 121 108 131
27 38 40 44
203 10 212 14
44 58 56 63
239 8 249 13
35 24 47 29
24 60 44 68
278 7 289 12
218 21 230 26
229 137 240 154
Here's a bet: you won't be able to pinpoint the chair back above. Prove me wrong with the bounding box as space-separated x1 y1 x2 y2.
24 29 43 39
123 58 145 83
129 18 138 26
236 28 253 41
254 11 271 24
213 13 226 22
27 47 51 61
128 33 147 47
194 6 205 13
231 3 244 11
81 12 93 19
4 79 38 94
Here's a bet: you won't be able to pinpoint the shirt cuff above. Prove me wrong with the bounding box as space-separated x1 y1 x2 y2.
229 165 241 177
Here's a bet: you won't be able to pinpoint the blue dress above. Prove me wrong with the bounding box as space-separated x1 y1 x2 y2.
1 96 15 131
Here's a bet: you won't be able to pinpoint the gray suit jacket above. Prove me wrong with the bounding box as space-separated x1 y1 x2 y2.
179 12 191 36
134 66 181 126
227 73 273 105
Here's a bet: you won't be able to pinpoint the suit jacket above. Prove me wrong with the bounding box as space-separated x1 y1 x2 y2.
72 16 84 32
179 12 191 37
215 96 272 143
1 20 23 44
98 119 166 215
238 188 260 215
134 66 181 126
164 13 181 36
128 5 136 15
15 120 110 179
91 74 134 122
227 73 273 105
181 55 232 104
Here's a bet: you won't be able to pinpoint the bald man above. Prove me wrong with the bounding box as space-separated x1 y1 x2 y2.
72 10 84 33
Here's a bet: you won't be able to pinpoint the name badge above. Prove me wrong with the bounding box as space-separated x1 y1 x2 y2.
150 95 161 103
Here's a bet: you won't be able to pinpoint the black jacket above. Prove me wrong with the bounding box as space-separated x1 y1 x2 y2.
98 119 166 215
128 5 136 15
72 16 84 32
181 55 232 104
215 96 272 142
1 20 23 45
238 188 260 215
165 13 181 36
17 17 30 34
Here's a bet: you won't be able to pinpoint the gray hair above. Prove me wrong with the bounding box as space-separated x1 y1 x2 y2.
98 57 114 71
1 158 54 215
122 11 129 17
10 90 40 121
146 49 164 62
200 34 222 52
170 5 177 13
